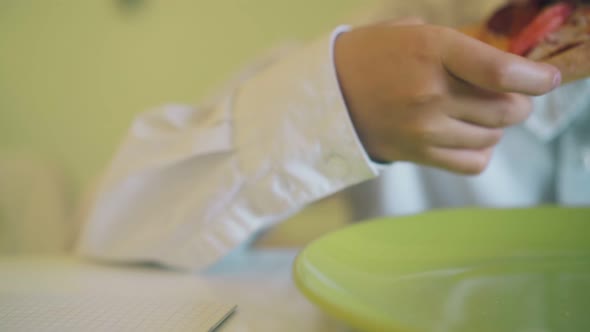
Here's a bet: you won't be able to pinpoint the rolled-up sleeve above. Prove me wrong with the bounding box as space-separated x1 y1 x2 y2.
77 26 378 271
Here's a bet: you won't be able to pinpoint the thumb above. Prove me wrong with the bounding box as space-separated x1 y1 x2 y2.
442 28 561 96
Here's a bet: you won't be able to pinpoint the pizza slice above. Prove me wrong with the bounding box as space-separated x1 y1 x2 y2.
461 0 590 84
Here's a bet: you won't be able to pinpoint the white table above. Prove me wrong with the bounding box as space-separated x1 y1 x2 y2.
0 250 349 332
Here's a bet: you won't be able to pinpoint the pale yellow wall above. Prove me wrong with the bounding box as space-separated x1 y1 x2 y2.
0 0 373 195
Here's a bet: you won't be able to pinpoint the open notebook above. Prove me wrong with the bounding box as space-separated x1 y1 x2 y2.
0 292 236 332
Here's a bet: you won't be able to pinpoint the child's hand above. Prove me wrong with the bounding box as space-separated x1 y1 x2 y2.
334 21 560 174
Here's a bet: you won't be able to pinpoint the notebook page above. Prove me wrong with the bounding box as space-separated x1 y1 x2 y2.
0 292 236 332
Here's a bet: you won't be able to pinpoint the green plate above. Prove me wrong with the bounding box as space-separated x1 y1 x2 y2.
294 206 590 332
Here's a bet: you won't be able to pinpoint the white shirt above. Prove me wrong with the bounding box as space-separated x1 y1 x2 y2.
77 0 590 271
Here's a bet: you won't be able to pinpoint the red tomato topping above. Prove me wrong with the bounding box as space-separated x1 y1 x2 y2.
508 2 574 55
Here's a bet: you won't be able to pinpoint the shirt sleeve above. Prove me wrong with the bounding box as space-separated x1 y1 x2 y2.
76 26 379 271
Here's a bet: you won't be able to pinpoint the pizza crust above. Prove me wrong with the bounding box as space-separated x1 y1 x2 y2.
544 40 590 83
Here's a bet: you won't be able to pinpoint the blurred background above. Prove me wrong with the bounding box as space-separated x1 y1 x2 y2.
0 0 374 197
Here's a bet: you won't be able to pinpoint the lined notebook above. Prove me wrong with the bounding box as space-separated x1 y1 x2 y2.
0 292 236 332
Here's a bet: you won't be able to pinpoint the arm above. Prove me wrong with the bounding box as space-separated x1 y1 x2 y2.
76 28 379 271
79 13 560 271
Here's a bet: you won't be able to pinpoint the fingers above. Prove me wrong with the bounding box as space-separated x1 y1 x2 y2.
441 28 561 96
421 118 504 149
447 92 533 128
423 147 494 175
